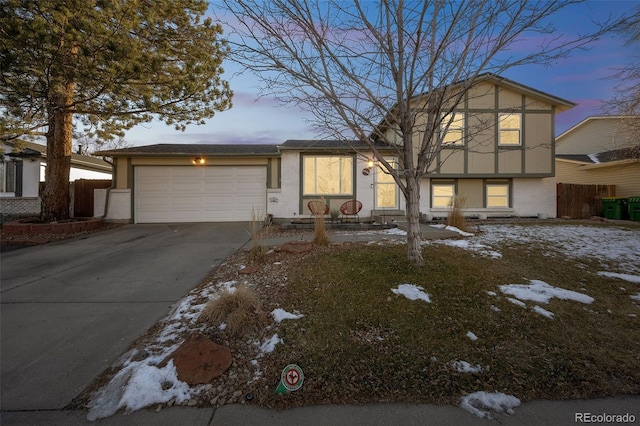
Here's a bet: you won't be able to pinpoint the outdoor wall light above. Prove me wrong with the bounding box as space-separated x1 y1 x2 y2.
367 159 375 168
192 157 205 165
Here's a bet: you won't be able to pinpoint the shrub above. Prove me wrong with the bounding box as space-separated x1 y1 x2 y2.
200 285 268 337
313 213 329 245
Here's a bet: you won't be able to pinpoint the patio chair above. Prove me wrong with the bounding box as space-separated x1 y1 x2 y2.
339 199 363 223
307 199 329 221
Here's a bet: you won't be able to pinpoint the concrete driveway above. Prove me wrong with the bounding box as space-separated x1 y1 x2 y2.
0 222 251 411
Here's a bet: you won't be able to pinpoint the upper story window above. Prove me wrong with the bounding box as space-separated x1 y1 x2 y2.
303 156 353 195
441 113 464 145
499 113 521 146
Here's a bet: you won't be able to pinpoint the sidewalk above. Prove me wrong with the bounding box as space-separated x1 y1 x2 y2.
2 396 638 425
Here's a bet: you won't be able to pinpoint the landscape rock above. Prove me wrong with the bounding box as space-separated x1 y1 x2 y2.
169 333 232 385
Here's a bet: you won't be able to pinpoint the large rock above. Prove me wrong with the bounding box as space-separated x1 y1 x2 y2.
169 333 232 385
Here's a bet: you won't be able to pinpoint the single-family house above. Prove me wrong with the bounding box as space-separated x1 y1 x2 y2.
95 74 575 223
0 140 112 218
555 116 640 197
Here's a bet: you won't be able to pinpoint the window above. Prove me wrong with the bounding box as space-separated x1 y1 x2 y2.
499 113 521 146
375 158 398 209
1 159 16 193
442 113 464 145
486 184 509 207
303 156 353 195
432 183 455 207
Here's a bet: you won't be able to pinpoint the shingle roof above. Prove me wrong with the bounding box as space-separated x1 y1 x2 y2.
94 143 280 157
6 140 112 172
279 139 395 151
556 148 638 164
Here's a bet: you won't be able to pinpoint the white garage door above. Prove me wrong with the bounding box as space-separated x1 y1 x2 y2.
135 166 266 223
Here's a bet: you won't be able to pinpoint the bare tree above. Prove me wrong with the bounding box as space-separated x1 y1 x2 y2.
218 0 612 264
605 5 640 159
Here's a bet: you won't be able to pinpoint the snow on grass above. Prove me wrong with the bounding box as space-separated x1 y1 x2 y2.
507 297 526 307
87 280 240 420
258 334 282 354
433 239 502 259
533 305 555 319
466 331 479 341
391 284 431 303
445 225 474 237
459 391 520 419
499 279 594 305
452 360 483 373
384 227 407 236
597 272 640 284
476 224 640 274
631 293 640 302
271 308 304 323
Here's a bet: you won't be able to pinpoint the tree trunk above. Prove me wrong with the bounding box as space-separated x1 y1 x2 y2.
42 92 73 222
405 175 423 265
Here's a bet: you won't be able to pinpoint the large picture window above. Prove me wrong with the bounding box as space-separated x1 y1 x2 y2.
499 113 521 146
441 113 464 145
303 156 353 195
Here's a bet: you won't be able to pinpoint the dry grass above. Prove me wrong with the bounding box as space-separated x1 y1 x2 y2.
446 195 470 232
248 209 269 260
199 285 268 338
313 213 329 245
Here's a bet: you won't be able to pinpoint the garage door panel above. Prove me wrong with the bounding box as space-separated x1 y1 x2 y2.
135 166 266 223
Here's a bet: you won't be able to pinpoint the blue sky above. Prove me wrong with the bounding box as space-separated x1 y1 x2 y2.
124 1 639 147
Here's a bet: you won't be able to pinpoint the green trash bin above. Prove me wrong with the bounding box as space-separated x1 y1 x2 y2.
602 197 629 220
629 196 640 221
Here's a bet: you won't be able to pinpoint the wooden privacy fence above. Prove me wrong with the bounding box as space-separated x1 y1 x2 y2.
72 179 112 217
556 183 616 219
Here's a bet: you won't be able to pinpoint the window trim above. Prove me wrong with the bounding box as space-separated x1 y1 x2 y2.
485 182 511 208
498 112 521 146
302 155 354 196
431 182 456 208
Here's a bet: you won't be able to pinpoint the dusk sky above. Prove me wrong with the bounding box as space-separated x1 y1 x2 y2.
124 1 639 147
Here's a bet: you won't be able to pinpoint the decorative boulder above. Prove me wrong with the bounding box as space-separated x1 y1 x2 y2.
169 333 232 385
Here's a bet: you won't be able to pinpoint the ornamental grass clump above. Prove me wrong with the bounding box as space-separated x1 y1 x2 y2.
446 195 470 232
200 285 268 338
313 213 329 245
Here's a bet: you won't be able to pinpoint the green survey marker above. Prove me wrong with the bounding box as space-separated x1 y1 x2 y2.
275 364 304 395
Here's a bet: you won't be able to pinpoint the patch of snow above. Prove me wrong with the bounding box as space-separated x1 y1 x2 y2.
87 361 190 421
445 225 474 237
466 331 478 341
533 305 555 319
475 224 640 274
258 334 282 355
500 279 594 304
486 291 497 296
384 227 407 236
507 298 526 307
631 293 640 302
587 153 601 164
391 284 431 303
426 239 502 259
459 391 521 419
430 224 447 229
271 308 304 323
452 360 483 373
598 272 640 284
491 305 501 312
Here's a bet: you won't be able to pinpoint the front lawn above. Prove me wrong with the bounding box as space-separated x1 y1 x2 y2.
81 221 640 419
258 231 640 408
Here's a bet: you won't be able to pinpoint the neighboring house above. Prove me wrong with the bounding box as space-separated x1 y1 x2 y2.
0 140 112 218
555 116 640 197
96 74 574 223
